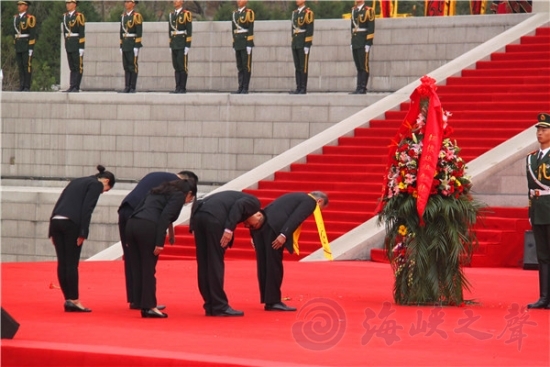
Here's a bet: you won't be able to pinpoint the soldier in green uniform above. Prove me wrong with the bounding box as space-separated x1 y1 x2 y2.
231 0 254 94
290 0 314 95
13 1 36 91
62 0 85 93
169 0 192 94
526 112 550 310
350 0 375 95
119 0 143 93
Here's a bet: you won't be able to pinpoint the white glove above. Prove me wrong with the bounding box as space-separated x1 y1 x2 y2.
304 47 309 55
28 50 33 56
350 44 353 50
365 45 370 53
133 47 139 57
246 46 252 55
79 49 84 57
119 48 122 55
184 47 189 55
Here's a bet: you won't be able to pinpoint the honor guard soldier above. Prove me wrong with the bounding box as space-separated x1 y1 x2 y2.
62 0 85 93
13 1 36 91
169 0 192 94
526 112 550 310
231 0 254 94
120 0 142 93
350 0 375 94
290 0 314 95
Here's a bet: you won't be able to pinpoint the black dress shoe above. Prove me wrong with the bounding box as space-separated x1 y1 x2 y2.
211 306 244 317
527 299 550 309
130 303 165 311
265 302 296 312
231 90 242 94
64 300 91 313
141 309 168 318
289 89 300 94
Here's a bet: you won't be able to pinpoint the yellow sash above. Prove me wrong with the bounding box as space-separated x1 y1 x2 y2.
292 201 332 260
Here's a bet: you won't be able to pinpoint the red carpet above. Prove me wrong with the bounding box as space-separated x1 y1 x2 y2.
166 27 550 265
1 260 549 366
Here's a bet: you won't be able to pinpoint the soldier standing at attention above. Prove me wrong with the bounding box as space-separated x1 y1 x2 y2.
13 1 36 91
169 0 192 94
231 0 254 94
350 0 374 95
120 0 142 93
526 113 550 310
289 0 313 95
62 0 85 93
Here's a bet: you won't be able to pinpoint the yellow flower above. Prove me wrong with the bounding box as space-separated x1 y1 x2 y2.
398 182 406 190
398 225 407 236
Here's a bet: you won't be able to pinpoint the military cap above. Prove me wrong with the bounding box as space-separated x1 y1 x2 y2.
17 1 31 5
535 113 550 128
124 0 139 3
65 0 78 3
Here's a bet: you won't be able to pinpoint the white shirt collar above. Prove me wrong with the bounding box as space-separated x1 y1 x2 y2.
356 4 364 11
238 7 246 12
540 147 550 157
19 12 26 17
68 10 75 16
175 7 182 15
127 11 133 16
297 6 305 12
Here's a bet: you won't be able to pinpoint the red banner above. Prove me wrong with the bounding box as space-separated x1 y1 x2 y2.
415 77 443 224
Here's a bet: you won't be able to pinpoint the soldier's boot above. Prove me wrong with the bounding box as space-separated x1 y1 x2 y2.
129 73 138 93
64 72 75 92
241 71 251 94
23 71 32 92
289 71 301 94
182 71 188 93
170 72 181 94
120 71 131 93
350 73 362 94
233 70 244 94
527 263 550 309
19 72 25 91
361 70 369 94
75 73 83 92
299 72 307 94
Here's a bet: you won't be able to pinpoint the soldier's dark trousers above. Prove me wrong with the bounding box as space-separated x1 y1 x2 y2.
235 49 252 93
291 48 309 94
352 48 370 93
15 51 32 91
171 49 188 93
122 51 138 93
528 224 550 309
66 51 83 92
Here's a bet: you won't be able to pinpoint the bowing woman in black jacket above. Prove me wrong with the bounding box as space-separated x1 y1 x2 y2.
126 179 197 318
49 165 116 313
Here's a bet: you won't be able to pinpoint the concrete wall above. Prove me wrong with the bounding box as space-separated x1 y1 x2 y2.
64 14 531 93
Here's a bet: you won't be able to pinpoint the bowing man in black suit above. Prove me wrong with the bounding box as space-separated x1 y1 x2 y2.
244 191 328 311
49 165 116 313
126 179 197 318
118 170 198 310
190 191 261 316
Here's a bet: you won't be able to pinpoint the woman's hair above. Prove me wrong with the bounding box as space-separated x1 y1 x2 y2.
150 179 197 198
95 165 116 188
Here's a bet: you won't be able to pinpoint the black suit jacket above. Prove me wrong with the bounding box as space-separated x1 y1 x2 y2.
130 191 186 247
255 192 317 253
191 191 260 246
119 172 179 212
49 176 104 239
